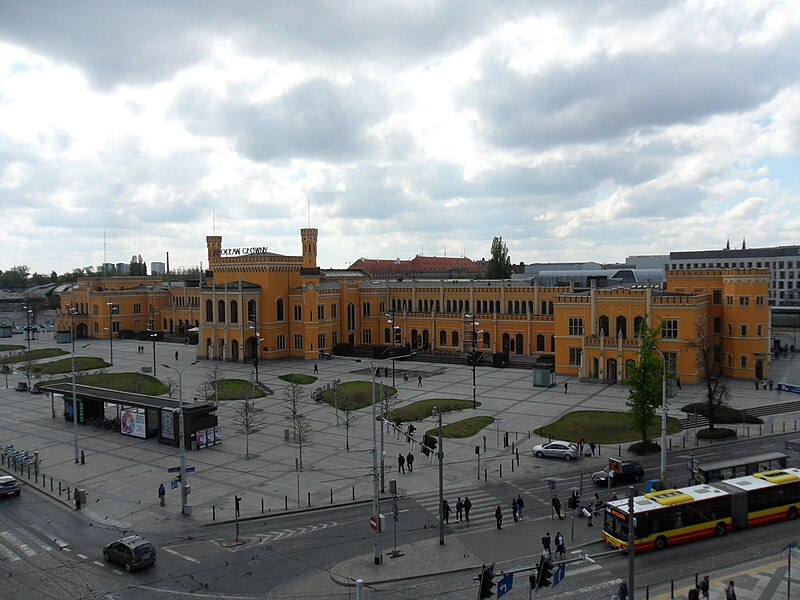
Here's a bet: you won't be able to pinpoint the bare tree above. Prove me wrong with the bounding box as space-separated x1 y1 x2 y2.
164 376 179 399
199 366 221 403
339 403 360 452
234 391 267 460
283 382 313 470
379 383 401 423
686 321 730 431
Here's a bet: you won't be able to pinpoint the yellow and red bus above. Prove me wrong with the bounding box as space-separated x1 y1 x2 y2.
603 468 800 552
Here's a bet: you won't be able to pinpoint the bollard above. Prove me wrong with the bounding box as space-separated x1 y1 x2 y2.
81 450 85 465
500 464 503 478
307 491 311 507
784 421 786 432
511 460 514 473
261 498 264 514
646 585 649 599
330 488 333 504
771 422 774 434
618 444 621 456
59 481 62 495
671 578 674 598
516 449 520 466
598 444 602 456
212 504 216 521
484 468 487 481
67 486 71 498
759 424 762 436
285 494 288 510
50 477 53 491
352 485 355 501
669 438 672 450
27 465 31 479
42 474 45 487
35 471 38 484
695 572 699 589
747 426 750 438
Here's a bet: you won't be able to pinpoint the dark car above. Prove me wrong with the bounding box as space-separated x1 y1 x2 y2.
103 535 156 571
0 475 21 498
592 461 645 485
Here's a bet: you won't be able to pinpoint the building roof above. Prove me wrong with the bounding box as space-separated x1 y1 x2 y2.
670 245 800 260
348 255 483 274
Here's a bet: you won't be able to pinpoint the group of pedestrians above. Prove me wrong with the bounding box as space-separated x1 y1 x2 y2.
397 452 415 473
540 531 566 558
442 496 472 524
493 495 526 528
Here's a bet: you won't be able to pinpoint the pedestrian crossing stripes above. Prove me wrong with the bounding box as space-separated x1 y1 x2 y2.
0 526 56 562
411 489 506 528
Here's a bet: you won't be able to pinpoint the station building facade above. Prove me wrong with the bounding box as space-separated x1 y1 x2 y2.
57 229 771 384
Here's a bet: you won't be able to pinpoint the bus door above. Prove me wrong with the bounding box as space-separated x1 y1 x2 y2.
715 482 748 530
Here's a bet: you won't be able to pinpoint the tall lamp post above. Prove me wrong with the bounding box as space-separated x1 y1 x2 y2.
164 361 198 516
149 332 158 376
106 302 114 366
68 305 80 464
385 310 399 386
464 313 480 409
248 321 261 382
23 306 32 391
652 347 668 486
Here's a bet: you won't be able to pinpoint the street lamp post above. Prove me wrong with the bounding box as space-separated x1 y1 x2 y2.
69 305 80 464
106 302 114 366
150 332 157 376
248 321 261 383
24 306 32 391
164 361 198 516
464 313 479 409
652 347 668 485
385 310 398 386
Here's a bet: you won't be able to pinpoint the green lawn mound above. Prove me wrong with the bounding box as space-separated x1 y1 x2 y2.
535 410 682 444
394 398 476 422
279 373 318 385
697 427 737 440
0 344 25 352
38 372 168 395
21 356 110 374
681 403 763 424
210 379 267 401
425 416 495 439
9 348 69 363
319 381 397 411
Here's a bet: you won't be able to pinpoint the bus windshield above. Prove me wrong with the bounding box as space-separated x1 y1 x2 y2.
603 507 629 540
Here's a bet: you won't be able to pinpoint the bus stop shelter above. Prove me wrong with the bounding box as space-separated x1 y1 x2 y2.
41 383 219 450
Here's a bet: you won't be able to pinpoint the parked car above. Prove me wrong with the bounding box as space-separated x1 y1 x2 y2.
103 535 157 571
592 460 645 485
0 475 21 498
533 440 579 461
12 326 24 334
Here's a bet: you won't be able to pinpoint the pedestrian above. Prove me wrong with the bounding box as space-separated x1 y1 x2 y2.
443 499 450 524
552 495 562 519
511 497 518 522
578 438 585 456
313 363 318 374
677 377 681 390
456 497 463 522
589 441 596 456
555 531 565 557
541 532 551 556
755 378 760 390
384 366 388 377
585 505 593 527
594 492 602 513
175 350 179 361
516 495 524 520
699 575 710 598
398 453 405 474
564 381 568 394
463 496 472 523
687 589 699 600
725 581 736 600
769 379 774 390
158 483 166 507
418 374 423 386
74 488 81 510
495 505 503 529
406 451 414 472
617 579 629 600
762 379 767 390
403 371 408 382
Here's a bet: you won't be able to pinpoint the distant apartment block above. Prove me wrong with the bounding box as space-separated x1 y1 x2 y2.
150 262 166 275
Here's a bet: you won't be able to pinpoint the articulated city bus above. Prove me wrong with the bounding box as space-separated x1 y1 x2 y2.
603 468 800 552
692 451 788 484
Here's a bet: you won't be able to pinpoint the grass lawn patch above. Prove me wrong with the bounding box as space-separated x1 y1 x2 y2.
393 398 476 422
20 356 110 374
425 416 494 439
38 372 168 395
534 410 682 444
319 381 396 410
279 373 318 385
210 379 267 401
9 348 68 363
0 344 25 352
681 402 763 424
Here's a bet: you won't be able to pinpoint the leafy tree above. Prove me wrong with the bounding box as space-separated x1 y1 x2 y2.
486 237 512 279
626 318 663 447
686 321 729 432
129 255 147 276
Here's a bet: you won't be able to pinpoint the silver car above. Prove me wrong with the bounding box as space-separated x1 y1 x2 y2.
533 441 579 461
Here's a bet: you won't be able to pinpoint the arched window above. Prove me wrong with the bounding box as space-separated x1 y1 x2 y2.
502 333 510 352
452 331 459 347
230 300 238 323
347 303 356 330
616 316 627 339
548 301 554 315
218 300 226 323
598 315 609 336
440 330 447 346
634 316 645 338
205 300 213 322
482 332 490 348
507 300 513 314
550 335 555 351
515 333 523 354
541 300 547 314
276 299 284 321
537 334 545 351
247 299 257 323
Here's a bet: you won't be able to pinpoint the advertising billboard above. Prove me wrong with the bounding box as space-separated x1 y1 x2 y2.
160 410 175 439
121 408 146 438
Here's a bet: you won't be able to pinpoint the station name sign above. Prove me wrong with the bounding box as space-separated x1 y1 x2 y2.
214 246 269 257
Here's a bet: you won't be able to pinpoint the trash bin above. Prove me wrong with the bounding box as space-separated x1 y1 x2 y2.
78 488 87 504
389 479 397 495
184 505 192 516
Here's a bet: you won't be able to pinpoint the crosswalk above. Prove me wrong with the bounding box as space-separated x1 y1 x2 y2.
0 525 57 562
410 488 509 529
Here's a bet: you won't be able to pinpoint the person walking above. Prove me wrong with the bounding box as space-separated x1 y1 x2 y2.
578 438 585 456
313 363 318 374
617 579 629 600
455 497 463 522
418 374 423 386
564 381 568 394
555 531 565 557
589 441 596 456
725 580 736 600
541 532 551 556
769 379 774 390
676 377 682 390
511 497 518 522
406 451 414 472
516 495 524 520
687 589 700 600
552 494 562 519
158 483 166 507
442 499 450 525
463 496 472 523
74 488 81 510
495 505 503 529
699 575 710 598
397 453 406 474
755 378 760 390
175 350 179 361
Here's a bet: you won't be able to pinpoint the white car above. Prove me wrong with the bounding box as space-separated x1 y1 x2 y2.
533 441 579 461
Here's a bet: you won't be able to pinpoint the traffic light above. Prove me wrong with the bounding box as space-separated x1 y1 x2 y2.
235 495 241 517
478 563 496 599
536 555 554 589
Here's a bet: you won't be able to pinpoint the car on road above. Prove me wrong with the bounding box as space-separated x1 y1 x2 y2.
0 475 21 498
533 440 579 461
103 535 156 571
11 326 24 334
592 460 645 485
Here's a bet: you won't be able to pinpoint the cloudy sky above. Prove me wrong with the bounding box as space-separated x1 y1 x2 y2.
1 1 799 275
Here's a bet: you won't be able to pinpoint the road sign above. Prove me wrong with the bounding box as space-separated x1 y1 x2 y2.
168 466 196 473
170 479 178 490
547 479 557 490
185 466 196 473
497 573 513 597
494 418 503 424
553 563 566 587
369 515 378 531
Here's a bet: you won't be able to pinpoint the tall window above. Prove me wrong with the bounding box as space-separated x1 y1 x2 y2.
317 333 326 351
452 331 459 347
276 299 285 321
347 304 355 330
483 332 490 348
568 317 583 336
205 300 213 322
361 329 372 344
276 334 286 350
569 348 582 365
318 305 325 320
661 320 678 339
230 300 238 323
133 303 142 314
332 330 338 345
110 304 120 315
362 302 371 317
598 315 609 336
537 334 545 351
634 316 645 337
740 356 748 368
293 305 302 320
247 299 257 323
331 303 338 318
218 300 226 323
739 297 750 307
439 330 447 346
740 324 748 336
712 290 722 305
293 334 303 350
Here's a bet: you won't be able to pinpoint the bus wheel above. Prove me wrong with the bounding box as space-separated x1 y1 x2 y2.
654 536 667 551
788 507 798 520
714 523 727 536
